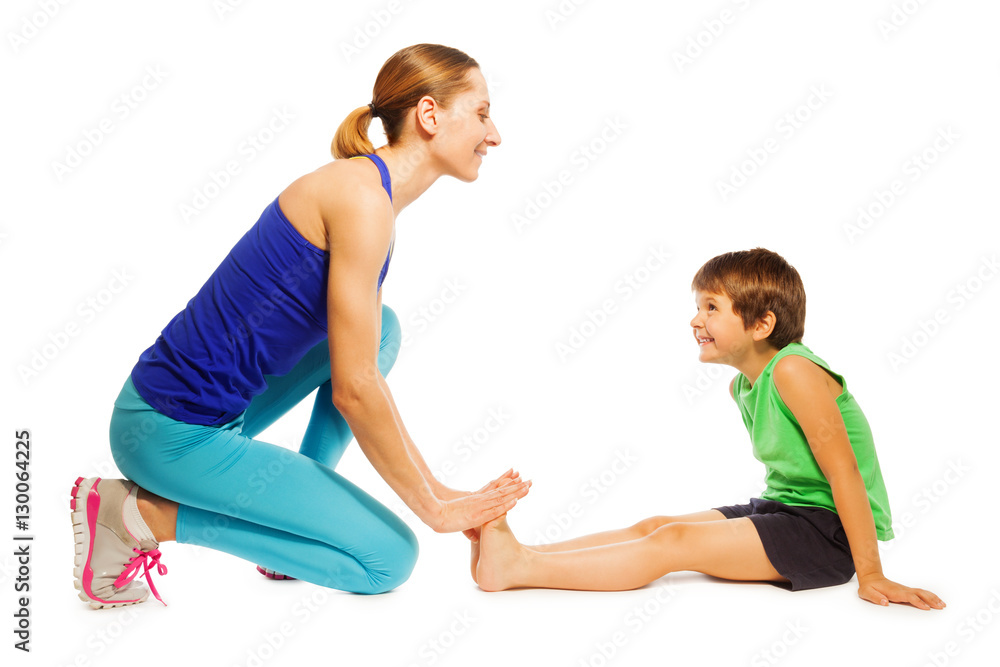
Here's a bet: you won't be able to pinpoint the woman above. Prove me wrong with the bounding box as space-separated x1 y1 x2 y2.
69 43 528 608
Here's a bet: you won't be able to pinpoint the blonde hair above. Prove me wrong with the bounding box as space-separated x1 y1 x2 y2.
331 44 480 159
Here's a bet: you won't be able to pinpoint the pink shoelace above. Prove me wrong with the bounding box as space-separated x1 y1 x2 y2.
114 547 168 606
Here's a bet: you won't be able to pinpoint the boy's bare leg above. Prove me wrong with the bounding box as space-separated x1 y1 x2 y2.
529 510 727 552
469 511 727 581
476 514 787 592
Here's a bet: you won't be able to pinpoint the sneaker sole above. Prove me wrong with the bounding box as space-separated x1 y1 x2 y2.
70 477 148 609
256 565 295 580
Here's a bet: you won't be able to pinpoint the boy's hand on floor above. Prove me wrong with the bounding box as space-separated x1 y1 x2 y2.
858 574 946 610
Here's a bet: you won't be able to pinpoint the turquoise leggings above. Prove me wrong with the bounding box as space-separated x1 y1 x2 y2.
109 305 418 594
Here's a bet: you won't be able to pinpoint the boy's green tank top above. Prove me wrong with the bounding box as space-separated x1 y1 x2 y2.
733 342 894 540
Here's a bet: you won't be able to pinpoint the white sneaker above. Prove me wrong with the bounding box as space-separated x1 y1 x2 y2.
70 477 168 609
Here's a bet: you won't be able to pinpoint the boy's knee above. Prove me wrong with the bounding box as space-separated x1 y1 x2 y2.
377 305 402 376
634 516 673 536
632 516 676 537
649 521 691 547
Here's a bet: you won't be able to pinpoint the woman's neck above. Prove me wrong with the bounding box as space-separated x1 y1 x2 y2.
374 144 443 216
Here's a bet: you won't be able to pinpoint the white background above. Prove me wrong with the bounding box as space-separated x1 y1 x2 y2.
3 1 998 665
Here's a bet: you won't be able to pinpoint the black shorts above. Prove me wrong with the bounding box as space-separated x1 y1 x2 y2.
713 498 856 591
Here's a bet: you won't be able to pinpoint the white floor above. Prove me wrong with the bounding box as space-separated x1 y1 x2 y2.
5 1 999 665
32 504 980 667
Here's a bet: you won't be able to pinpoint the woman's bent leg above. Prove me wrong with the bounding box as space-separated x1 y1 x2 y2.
240 304 402 467
108 305 415 594
111 392 417 594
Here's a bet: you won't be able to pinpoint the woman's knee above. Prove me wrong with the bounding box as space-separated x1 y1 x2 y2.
377 304 401 376
358 521 419 594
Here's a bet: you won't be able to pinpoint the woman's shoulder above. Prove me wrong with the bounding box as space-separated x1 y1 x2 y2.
278 159 391 250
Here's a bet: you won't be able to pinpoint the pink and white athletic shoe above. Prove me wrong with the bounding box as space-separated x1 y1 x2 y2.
70 477 168 609
256 565 295 581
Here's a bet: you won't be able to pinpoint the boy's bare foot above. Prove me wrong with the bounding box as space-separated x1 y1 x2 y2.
475 514 531 592
470 532 480 585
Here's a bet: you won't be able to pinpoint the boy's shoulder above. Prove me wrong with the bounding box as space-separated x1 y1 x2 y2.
772 345 845 399
773 353 827 384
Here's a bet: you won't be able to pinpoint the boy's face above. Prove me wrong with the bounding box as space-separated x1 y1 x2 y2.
690 290 757 366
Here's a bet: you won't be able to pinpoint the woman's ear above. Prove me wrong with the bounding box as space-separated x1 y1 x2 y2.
414 95 441 136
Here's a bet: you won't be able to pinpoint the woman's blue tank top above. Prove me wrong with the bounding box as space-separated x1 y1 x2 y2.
130 153 394 426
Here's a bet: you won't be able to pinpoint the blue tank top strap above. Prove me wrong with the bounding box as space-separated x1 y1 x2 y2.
349 153 394 289
349 153 392 203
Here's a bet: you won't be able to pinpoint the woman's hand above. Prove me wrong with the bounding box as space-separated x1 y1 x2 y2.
858 574 946 610
427 469 530 536
436 470 523 542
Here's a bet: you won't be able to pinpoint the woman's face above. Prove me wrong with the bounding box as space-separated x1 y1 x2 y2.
437 68 501 182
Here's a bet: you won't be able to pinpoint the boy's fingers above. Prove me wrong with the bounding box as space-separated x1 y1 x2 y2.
916 590 945 609
860 586 887 606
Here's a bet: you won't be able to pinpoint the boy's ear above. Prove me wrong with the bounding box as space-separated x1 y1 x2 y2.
751 311 776 341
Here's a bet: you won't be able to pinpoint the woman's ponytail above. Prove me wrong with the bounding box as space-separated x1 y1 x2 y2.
329 44 480 160
331 105 377 159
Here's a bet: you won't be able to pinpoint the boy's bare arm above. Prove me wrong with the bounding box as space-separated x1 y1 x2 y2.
772 356 945 610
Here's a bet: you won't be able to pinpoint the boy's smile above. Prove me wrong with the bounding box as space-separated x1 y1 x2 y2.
690 290 753 365
690 289 781 384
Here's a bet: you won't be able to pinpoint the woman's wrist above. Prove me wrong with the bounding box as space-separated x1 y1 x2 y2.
433 483 466 501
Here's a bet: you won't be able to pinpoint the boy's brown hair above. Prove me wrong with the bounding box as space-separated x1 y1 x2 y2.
691 248 806 349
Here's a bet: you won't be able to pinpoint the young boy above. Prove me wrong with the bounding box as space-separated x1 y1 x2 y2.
472 248 944 609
